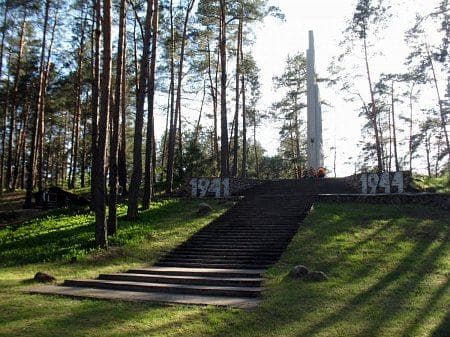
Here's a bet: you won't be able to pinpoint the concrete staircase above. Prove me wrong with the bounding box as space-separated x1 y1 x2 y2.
33 178 355 308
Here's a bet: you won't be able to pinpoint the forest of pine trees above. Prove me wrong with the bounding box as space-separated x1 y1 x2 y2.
0 0 449 246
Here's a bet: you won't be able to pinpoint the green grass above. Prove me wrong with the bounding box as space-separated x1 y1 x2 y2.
0 201 449 337
412 174 450 193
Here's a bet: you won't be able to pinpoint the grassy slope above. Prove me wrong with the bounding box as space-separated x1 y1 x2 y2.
0 201 449 337
412 174 450 193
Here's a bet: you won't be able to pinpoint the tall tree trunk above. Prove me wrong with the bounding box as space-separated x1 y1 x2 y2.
108 0 127 234
408 83 415 173
0 56 11 193
161 88 171 180
127 0 153 220
388 104 392 172
36 1 52 193
253 115 259 178
0 0 8 84
206 38 220 174
118 27 128 196
90 0 101 213
143 0 159 210
391 81 399 171
363 31 383 172
219 0 229 178
25 0 49 208
6 14 26 191
80 110 87 188
232 17 242 178
165 0 176 193
425 130 431 177
12 97 30 189
240 31 247 178
93 0 111 247
0 0 8 193
69 12 87 189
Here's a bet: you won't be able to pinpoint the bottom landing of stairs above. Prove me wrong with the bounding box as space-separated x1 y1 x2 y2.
29 285 261 309
28 267 264 310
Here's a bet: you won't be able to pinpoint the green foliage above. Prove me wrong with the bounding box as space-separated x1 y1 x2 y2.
412 174 450 193
0 199 228 267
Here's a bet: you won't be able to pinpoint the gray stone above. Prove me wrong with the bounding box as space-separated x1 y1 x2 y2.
34 272 56 283
198 203 213 215
290 265 310 279
306 271 328 282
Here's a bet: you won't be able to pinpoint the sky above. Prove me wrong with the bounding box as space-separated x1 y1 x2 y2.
149 0 443 177
250 0 441 176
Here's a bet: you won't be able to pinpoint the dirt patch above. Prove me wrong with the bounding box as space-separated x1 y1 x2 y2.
0 192 47 228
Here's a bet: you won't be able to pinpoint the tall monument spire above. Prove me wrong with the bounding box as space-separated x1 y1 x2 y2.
306 30 324 170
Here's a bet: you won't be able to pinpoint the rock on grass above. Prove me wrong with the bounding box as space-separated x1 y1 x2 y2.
34 272 56 283
198 203 213 215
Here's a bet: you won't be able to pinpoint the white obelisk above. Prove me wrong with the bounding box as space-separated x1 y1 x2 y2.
306 31 324 170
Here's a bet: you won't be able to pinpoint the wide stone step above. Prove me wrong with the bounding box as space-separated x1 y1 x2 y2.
64 279 262 298
179 243 290 250
155 261 271 269
191 234 294 240
126 267 266 278
98 273 264 287
194 232 296 238
166 252 282 260
173 248 284 255
186 238 290 244
159 257 276 265
205 225 299 231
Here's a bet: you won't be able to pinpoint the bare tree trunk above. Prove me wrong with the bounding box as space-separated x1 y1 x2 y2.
0 0 8 83
93 0 111 247
253 115 259 178
6 14 26 191
69 11 87 189
0 1 8 193
363 31 383 172
206 38 220 174
435 131 442 177
108 0 127 234
240 30 247 178
391 81 399 171
160 89 171 180
36 1 53 192
127 0 153 220
80 110 87 188
118 28 127 196
12 98 30 189
408 83 415 173
219 0 229 178
232 17 242 178
0 56 11 193
388 105 392 172
425 130 431 177
143 0 159 210
90 0 101 208
165 0 176 193
25 1 48 207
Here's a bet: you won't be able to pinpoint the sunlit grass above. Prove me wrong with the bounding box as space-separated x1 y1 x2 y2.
0 201 448 337
413 174 450 193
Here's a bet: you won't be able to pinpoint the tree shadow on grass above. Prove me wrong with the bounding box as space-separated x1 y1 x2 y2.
0 199 220 268
205 204 449 337
431 309 450 337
